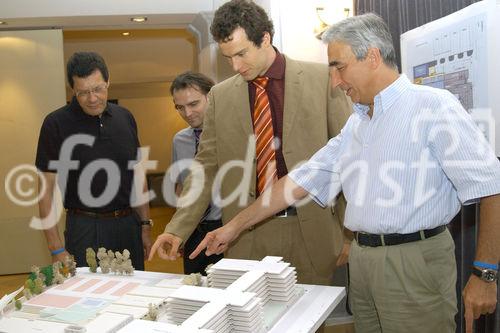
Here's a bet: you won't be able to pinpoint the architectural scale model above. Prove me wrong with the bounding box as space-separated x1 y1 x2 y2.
0 257 300 333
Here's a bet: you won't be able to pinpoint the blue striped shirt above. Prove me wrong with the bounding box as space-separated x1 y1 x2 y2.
289 74 500 234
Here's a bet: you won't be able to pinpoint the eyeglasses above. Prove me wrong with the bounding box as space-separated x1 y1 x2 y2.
74 83 108 99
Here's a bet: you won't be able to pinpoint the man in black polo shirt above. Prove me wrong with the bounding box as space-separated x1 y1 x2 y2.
35 51 152 270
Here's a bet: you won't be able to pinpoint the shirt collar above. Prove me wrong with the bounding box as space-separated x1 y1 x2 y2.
69 96 112 119
261 47 285 80
353 74 411 117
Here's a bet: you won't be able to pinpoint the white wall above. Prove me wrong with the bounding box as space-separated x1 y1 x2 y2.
0 30 67 274
63 30 195 86
0 0 215 18
257 0 353 64
120 95 187 174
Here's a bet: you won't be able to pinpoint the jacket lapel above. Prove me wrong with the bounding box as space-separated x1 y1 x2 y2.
282 56 303 146
232 75 254 137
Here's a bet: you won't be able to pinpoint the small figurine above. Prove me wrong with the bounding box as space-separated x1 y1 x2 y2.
86 248 98 273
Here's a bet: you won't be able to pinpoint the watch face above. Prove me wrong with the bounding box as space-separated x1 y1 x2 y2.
483 270 498 282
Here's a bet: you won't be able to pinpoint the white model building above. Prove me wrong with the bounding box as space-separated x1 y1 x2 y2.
163 256 298 332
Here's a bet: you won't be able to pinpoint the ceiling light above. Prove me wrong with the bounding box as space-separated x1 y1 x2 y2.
122 32 130 36
131 16 147 23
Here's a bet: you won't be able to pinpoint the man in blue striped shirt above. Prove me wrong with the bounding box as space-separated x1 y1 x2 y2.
190 13 500 333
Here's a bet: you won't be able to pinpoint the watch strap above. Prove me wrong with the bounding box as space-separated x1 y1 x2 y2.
472 266 498 282
141 219 153 226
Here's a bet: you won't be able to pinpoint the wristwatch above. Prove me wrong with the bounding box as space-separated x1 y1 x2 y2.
140 219 154 227
472 266 498 282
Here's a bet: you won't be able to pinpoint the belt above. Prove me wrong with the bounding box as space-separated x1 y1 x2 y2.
248 206 298 231
196 219 223 233
354 225 446 247
66 208 133 219
275 206 297 218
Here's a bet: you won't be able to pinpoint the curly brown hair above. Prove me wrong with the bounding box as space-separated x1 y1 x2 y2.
210 0 274 47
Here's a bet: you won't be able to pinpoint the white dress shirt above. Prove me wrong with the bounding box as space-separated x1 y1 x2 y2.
289 74 500 234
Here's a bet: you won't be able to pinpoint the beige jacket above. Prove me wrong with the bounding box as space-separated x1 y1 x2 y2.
166 55 352 277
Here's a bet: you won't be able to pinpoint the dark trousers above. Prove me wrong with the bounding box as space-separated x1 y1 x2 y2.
64 212 144 270
183 220 223 275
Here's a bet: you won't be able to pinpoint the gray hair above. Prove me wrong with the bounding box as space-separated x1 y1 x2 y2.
322 13 398 70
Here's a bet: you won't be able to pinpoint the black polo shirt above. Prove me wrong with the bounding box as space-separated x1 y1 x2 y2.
36 98 140 212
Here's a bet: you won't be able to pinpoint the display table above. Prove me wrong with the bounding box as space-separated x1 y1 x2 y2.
270 284 345 333
0 268 345 333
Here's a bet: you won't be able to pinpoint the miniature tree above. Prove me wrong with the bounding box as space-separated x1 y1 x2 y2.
97 247 111 274
40 265 54 286
23 288 32 300
143 303 159 321
52 262 65 284
182 273 203 286
28 265 40 281
112 251 124 274
23 280 35 299
86 248 98 273
28 265 46 294
64 255 77 276
121 249 134 275
33 277 45 294
107 250 116 273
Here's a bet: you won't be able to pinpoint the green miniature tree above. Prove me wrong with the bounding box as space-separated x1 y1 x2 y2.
33 277 44 294
40 265 54 286
86 248 98 273
28 265 40 281
24 279 35 294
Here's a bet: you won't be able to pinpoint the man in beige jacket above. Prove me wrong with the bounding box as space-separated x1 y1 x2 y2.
150 0 351 285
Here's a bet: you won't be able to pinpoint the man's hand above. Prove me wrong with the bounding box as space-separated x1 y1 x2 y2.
189 223 239 259
142 226 152 259
148 233 183 261
336 240 351 267
463 275 498 333
52 250 71 264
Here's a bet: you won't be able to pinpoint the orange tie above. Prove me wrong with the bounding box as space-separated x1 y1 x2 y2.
252 77 278 194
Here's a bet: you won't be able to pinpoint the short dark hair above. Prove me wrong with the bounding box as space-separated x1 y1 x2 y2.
66 52 109 88
210 0 274 47
170 71 215 96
